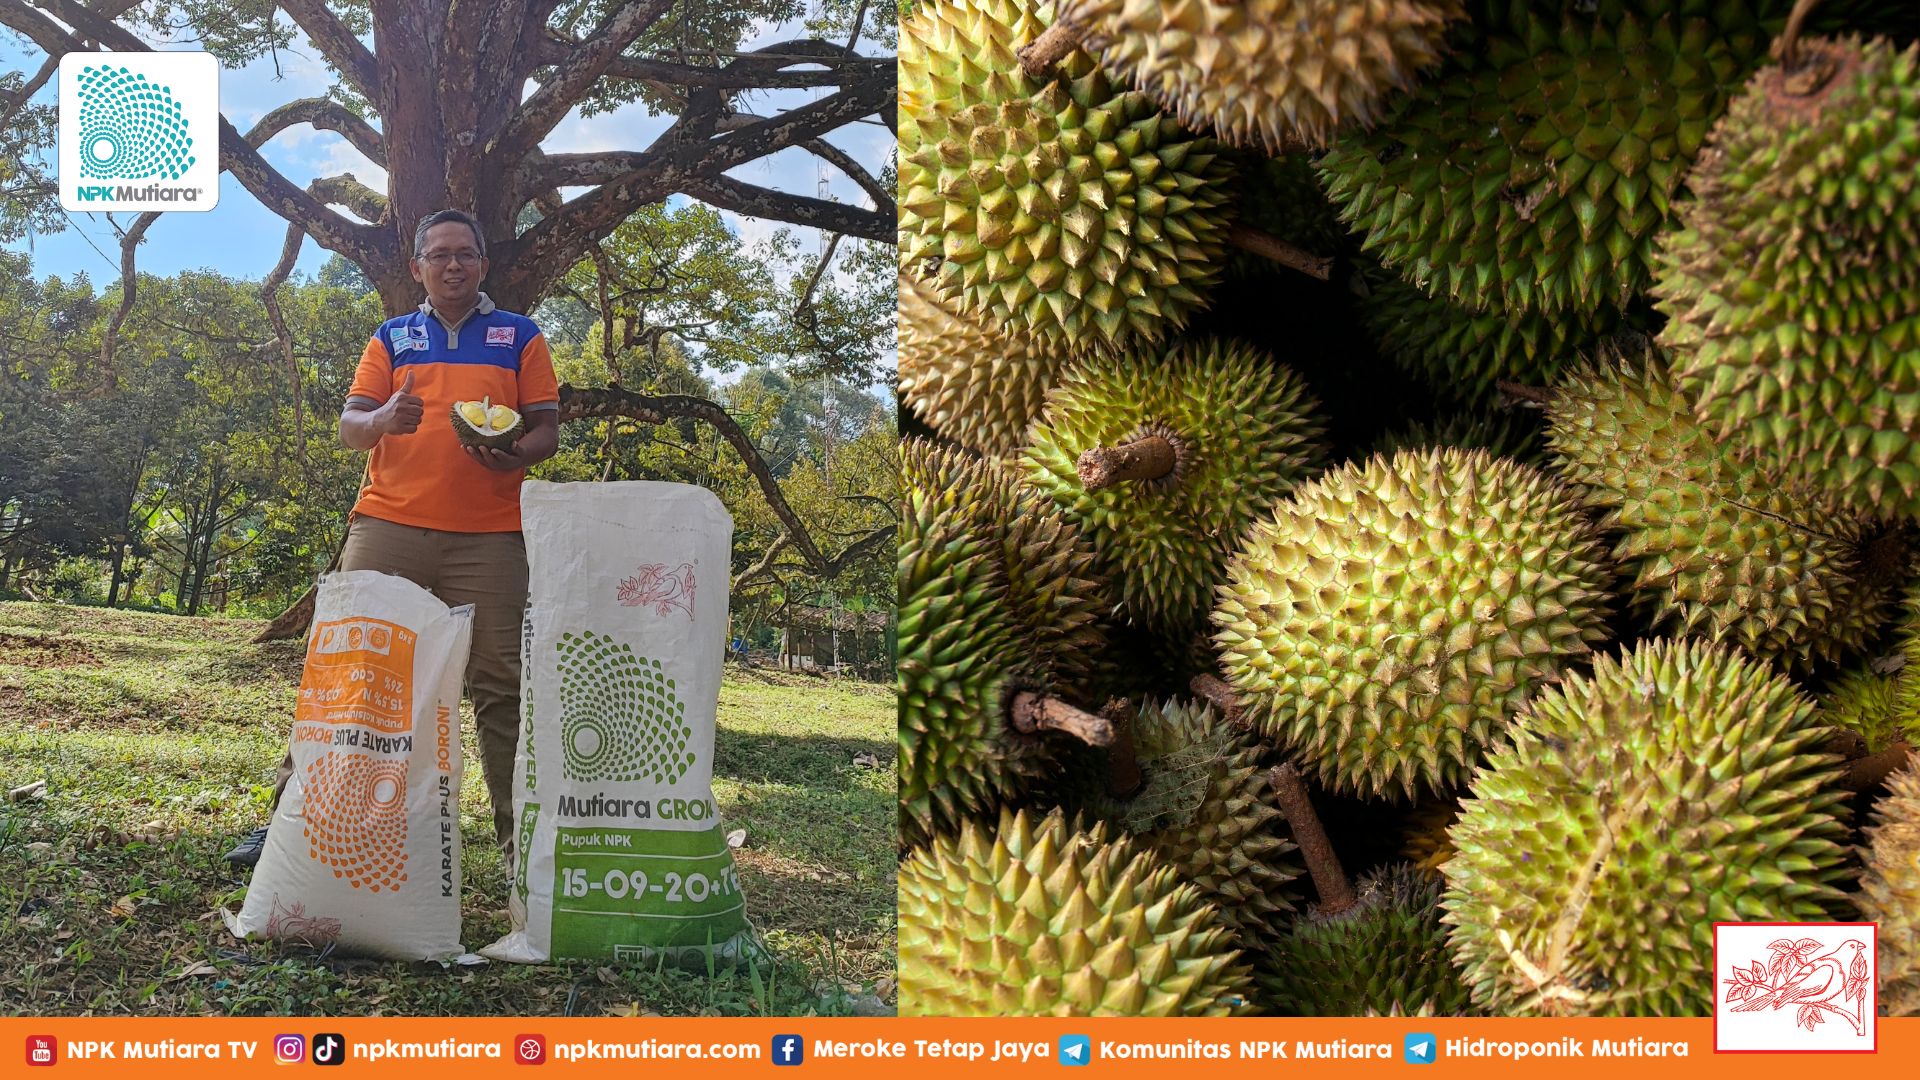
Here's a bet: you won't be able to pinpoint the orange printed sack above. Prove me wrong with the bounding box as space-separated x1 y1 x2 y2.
229 570 474 960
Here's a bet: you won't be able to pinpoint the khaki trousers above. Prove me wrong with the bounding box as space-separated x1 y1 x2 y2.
274 515 527 848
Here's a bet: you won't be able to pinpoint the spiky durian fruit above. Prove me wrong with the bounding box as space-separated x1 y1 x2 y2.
1821 667 1916 755
898 807 1255 1015
1320 1 1778 316
899 0 1234 352
1357 267 1631 403
1093 699 1300 948
451 396 524 451
1444 639 1853 1016
1654 36 1920 518
1261 863 1473 1016
1212 448 1614 799
1545 354 1891 669
898 440 1115 847
1055 0 1465 152
1021 338 1327 635
1373 410 1545 466
898 274 1069 456
1858 763 1920 1017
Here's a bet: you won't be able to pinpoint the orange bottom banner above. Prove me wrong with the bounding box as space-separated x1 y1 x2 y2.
2 1018 1916 1077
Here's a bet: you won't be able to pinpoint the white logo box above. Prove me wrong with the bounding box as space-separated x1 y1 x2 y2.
59 51 219 212
1714 922 1878 1053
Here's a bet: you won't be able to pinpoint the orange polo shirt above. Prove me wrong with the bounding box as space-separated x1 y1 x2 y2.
346 293 560 533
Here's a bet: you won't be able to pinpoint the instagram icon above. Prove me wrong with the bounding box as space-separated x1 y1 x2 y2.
275 1035 306 1064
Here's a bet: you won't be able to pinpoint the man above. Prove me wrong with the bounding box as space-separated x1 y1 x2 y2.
225 209 560 865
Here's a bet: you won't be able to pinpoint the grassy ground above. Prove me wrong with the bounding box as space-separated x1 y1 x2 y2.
0 601 895 1016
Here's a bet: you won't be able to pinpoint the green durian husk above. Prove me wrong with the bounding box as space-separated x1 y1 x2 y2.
896 439 1116 849
1261 863 1475 1017
1443 639 1854 1016
1212 447 1615 800
1858 763 1920 1017
1021 337 1327 637
897 807 1256 1016
1655 35 1920 518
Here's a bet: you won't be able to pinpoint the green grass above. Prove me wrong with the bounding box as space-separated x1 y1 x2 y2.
0 601 896 1016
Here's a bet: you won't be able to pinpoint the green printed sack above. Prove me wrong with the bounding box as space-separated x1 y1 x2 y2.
482 480 758 966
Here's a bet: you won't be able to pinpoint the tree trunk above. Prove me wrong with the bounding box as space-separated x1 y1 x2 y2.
107 541 127 608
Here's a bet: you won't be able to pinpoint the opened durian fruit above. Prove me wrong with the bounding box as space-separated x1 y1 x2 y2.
451 396 524 452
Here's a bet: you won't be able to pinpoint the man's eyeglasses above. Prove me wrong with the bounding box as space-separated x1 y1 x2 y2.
419 251 482 267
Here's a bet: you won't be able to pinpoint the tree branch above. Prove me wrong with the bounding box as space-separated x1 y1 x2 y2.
491 0 676 165
220 115 391 266
529 31 892 91
0 1 390 269
247 97 386 168
500 75 886 302
803 138 893 217
0 52 56 133
96 210 158 391
309 172 389 224
733 532 793 592
558 383 894 580
682 177 891 242
275 0 379 101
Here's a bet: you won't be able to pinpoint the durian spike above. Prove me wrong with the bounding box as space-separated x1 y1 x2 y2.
1269 763 1356 915
1099 698 1144 798
1226 224 1334 281
1009 690 1114 748
1189 673 1249 731
1077 435 1178 491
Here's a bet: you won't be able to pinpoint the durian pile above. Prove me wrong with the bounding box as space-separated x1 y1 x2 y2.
895 0 1920 1018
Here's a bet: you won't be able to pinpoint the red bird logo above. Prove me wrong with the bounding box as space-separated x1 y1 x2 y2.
1725 937 1870 1035
615 562 697 620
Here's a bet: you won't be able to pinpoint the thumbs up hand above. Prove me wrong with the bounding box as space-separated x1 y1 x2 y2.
377 367 424 436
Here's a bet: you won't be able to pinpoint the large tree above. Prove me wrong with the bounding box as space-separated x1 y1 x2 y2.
1 0 897 631
0 1 892 316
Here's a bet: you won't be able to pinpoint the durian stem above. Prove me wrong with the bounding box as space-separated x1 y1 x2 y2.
1189 674 1250 731
1227 225 1333 281
1010 691 1114 748
1269 763 1356 916
1018 21 1083 80
1101 698 1144 799
1077 436 1177 490
1778 0 1822 70
1496 381 1555 406
1842 740 1911 792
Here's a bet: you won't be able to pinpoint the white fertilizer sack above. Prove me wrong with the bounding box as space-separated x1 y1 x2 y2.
230 570 473 961
484 480 757 966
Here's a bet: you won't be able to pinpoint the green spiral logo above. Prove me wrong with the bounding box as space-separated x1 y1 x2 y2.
555 631 695 785
76 65 195 181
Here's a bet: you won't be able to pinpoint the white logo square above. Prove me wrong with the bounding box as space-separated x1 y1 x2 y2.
485 326 516 347
59 52 219 212
1714 922 1877 1053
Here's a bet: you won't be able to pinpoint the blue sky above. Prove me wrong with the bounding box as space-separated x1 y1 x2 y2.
0 15 893 295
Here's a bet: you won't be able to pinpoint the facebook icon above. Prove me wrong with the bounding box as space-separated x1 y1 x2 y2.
772 1035 805 1066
